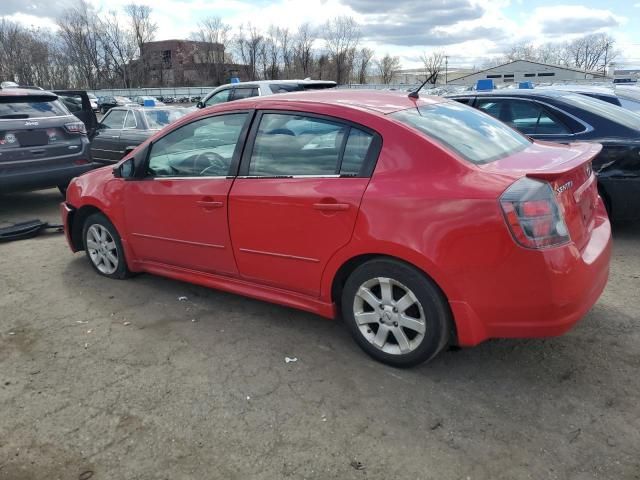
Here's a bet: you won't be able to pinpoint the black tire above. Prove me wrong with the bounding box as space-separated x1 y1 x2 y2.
81 212 131 279
341 258 451 368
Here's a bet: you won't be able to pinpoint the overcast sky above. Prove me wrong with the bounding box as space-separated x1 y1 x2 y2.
3 0 640 69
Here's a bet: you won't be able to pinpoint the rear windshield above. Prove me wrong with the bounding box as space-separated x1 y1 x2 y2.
0 96 70 119
391 102 531 164
269 83 335 93
561 93 640 130
143 108 188 129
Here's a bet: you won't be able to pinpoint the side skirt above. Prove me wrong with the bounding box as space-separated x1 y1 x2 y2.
134 260 337 319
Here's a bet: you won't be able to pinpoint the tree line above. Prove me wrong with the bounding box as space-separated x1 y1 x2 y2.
485 33 618 73
0 1 407 89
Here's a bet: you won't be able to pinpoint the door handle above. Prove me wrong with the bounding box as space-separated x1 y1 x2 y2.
197 200 224 209
313 203 349 211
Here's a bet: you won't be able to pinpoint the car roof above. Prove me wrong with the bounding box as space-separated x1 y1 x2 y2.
0 87 57 98
448 89 582 100
215 79 337 89
535 84 616 96
233 89 447 114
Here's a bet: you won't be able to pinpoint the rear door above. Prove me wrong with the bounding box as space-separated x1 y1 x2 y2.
53 90 98 139
228 111 381 296
91 109 126 164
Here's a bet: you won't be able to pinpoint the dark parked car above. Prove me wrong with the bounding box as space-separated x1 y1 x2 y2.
91 106 189 164
447 89 640 222
0 87 98 194
535 85 640 112
99 95 134 114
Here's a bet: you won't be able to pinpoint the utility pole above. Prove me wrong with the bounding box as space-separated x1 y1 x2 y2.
445 55 449 84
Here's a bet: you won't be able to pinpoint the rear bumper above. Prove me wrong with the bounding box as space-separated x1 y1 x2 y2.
0 161 101 193
452 204 612 346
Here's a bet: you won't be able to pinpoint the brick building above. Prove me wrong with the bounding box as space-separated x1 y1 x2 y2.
140 39 246 87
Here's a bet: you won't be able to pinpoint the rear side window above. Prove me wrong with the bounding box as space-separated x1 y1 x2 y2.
248 113 375 177
452 97 472 105
0 96 70 119
232 88 259 101
476 99 570 135
124 111 137 129
561 93 640 131
391 102 530 164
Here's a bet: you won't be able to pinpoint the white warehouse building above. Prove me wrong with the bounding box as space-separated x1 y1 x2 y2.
450 60 608 86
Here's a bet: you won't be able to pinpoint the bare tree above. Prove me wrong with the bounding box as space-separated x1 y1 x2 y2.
324 16 360 84
293 23 315 78
56 0 104 88
354 47 374 84
100 11 137 87
191 16 232 85
236 24 263 80
567 33 617 72
376 53 400 84
420 51 444 84
124 4 158 85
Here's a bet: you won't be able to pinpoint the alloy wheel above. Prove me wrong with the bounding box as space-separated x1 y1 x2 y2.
353 277 427 355
86 224 119 275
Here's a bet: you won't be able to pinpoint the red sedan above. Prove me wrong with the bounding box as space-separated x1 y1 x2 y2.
61 90 611 367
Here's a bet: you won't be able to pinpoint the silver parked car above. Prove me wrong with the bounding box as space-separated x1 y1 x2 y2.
196 79 336 109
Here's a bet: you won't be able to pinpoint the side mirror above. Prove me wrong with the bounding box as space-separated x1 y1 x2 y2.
196 101 204 109
113 158 134 179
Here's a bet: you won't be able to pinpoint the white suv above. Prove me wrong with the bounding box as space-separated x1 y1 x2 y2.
197 79 336 109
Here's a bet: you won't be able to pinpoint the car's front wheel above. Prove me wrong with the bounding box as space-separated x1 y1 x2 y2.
82 213 130 279
341 258 451 367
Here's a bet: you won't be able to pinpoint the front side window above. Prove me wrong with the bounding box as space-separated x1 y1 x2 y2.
391 101 530 164
101 110 126 129
205 89 231 106
143 108 188 129
248 113 374 177
147 113 248 177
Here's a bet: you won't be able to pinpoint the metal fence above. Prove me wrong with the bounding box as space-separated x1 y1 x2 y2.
90 78 620 98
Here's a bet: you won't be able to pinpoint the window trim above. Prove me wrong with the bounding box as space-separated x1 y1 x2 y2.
141 109 255 179
238 109 382 179
123 110 138 130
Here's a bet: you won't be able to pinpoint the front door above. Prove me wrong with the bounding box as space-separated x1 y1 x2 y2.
91 109 126 164
229 111 380 296
124 112 251 275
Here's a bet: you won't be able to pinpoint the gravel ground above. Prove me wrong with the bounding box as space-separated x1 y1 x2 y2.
0 188 639 480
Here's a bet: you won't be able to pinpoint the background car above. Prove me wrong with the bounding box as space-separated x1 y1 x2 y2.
87 93 99 112
447 89 640 222
91 105 188 164
133 95 165 106
197 79 336 109
99 95 134 114
535 84 640 112
0 86 98 194
62 90 610 367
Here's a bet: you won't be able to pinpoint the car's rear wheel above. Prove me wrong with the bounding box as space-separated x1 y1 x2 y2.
82 213 130 279
341 258 451 367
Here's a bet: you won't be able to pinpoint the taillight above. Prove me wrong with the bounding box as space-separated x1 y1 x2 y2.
500 177 570 249
64 122 87 135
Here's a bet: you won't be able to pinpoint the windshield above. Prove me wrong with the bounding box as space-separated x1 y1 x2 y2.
144 108 188 129
561 93 640 130
0 96 70 119
391 102 531 164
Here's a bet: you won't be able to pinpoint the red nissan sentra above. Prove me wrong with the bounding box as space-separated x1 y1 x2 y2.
61 90 611 367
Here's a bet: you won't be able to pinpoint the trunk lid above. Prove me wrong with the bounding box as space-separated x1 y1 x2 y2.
481 141 603 251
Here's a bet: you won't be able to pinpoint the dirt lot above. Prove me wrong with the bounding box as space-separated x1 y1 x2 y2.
0 188 638 480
